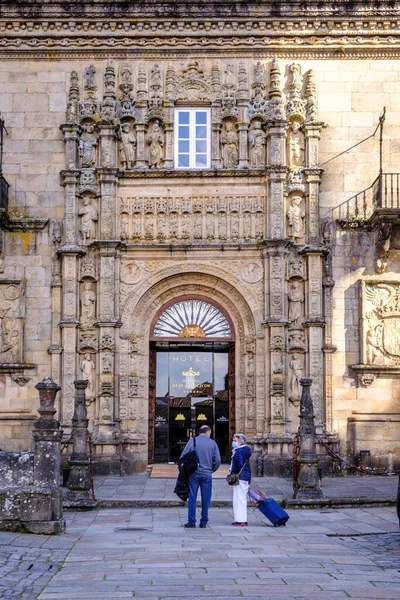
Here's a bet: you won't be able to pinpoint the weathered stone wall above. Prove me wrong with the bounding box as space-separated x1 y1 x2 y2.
0 52 399 469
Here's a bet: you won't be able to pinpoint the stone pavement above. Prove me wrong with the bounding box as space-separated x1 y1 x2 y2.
0 505 399 599
94 473 399 507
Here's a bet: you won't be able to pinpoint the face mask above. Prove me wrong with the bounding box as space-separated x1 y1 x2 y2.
232 441 238 449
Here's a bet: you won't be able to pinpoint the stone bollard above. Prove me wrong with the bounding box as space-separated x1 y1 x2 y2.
293 377 323 500
64 380 97 508
26 377 65 533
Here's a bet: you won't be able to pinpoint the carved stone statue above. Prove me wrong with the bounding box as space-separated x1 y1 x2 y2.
119 123 136 168
248 122 266 167
287 195 305 239
221 122 238 169
80 282 96 328
120 213 129 240
288 281 304 327
81 353 95 397
288 121 305 167
79 126 97 168
289 353 303 399
79 197 98 243
147 122 164 168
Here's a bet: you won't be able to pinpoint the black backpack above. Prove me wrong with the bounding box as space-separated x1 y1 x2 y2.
177 437 198 477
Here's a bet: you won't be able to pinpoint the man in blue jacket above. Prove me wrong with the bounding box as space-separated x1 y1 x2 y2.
180 425 221 528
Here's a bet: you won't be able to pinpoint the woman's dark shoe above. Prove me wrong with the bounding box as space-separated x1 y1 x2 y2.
199 523 207 528
184 523 196 528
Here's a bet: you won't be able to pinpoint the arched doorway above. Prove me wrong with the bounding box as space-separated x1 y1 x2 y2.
149 296 235 464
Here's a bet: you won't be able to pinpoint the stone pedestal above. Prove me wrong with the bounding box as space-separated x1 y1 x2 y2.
64 380 97 508
294 377 323 500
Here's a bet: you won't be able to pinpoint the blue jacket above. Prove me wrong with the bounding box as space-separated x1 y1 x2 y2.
231 445 252 482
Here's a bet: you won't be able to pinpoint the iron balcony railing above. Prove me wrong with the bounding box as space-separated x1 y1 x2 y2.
0 173 9 211
335 172 400 226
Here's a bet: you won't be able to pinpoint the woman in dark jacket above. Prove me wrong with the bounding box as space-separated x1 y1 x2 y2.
230 432 252 527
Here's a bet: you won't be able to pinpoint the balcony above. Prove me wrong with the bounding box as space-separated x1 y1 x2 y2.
335 173 400 228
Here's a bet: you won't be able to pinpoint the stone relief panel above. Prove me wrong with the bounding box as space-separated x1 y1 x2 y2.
118 194 264 243
0 281 25 364
361 281 400 366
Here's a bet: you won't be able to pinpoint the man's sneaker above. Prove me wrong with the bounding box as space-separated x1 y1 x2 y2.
232 522 248 527
199 523 207 528
184 522 196 528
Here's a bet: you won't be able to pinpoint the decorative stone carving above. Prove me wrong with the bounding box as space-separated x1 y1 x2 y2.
240 262 263 284
174 60 211 102
288 280 304 328
287 121 305 168
119 122 136 169
79 126 97 168
362 281 400 366
80 256 96 280
79 170 97 195
66 70 80 125
50 220 62 245
119 194 264 243
305 69 319 123
121 262 143 285
286 195 305 240
79 197 98 243
286 63 305 121
222 64 237 119
0 282 23 364
81 353 95 397
221 122 238 169
118 65 135 119
375 222 393 275
248 122 266 168
268 59 285 122
80 281 96 329
146 122 164 168
288 353 303 405
11 374 31 387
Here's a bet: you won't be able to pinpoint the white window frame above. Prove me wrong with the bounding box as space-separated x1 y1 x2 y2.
174 108 211 169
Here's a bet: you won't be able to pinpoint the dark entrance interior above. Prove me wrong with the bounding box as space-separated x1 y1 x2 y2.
149 342 234 464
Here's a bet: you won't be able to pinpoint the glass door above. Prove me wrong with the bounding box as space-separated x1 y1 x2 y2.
154 344 231 463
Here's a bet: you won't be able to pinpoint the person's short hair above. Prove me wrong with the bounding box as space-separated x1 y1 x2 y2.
199 425 211 434
233 432 246 444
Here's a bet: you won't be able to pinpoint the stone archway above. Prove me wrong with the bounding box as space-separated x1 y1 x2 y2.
119 270 264 471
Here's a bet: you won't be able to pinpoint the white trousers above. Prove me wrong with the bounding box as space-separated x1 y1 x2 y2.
232 480 249 523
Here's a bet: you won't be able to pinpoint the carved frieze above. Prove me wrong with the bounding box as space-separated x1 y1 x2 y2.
118 194 264 243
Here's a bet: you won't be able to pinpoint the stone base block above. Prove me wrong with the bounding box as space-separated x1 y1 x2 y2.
92 452 147 476
63 489 97 509
0 486 64 535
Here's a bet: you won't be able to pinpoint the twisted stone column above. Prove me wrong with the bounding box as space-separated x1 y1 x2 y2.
294 377 323 500
64 379 96 508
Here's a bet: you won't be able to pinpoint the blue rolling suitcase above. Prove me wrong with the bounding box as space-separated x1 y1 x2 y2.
257 498 289 527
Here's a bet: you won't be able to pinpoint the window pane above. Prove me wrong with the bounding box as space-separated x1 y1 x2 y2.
179 125 190 139
179 140 190 153
196 140 207 154
178 154 190 167
196 154 207 167
196 125 207 139
196 111 207 125
178 111 190 124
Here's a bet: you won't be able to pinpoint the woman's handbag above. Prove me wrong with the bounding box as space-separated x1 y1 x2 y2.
226 458 249 486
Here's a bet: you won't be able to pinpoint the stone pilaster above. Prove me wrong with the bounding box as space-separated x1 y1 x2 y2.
303 123 323 245
98 169 118 240
302 247 325 432
237 119 249 169
163 101 174 169
135 99 148 168
94 241 120 442
60 170 79 246
211 101 222 169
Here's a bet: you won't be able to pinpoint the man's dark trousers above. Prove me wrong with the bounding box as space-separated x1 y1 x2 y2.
187 470 212 526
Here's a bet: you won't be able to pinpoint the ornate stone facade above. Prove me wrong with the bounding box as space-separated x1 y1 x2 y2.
0 1 399 473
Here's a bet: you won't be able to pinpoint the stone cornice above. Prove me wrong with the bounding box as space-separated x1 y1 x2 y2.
1 13 400 57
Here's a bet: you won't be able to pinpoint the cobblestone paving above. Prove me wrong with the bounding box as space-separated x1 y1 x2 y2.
335 532 400 570
0 507 399 599
0 534 69 600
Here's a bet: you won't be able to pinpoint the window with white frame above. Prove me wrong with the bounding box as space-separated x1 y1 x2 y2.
175 109 210 169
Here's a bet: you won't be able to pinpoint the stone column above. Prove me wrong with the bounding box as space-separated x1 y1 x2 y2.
64 380 96 508
211 101 222 170
294 377 323 500
237 121 249 170
31 377 65 533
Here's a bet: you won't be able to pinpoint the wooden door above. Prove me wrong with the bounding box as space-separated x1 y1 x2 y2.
228 342 235 440
148 343 156 463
